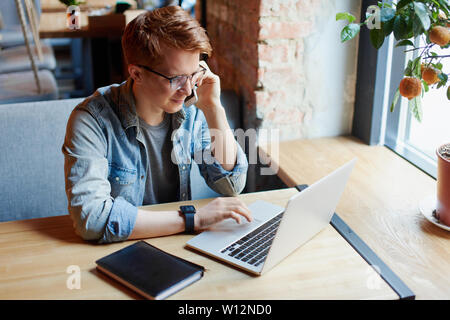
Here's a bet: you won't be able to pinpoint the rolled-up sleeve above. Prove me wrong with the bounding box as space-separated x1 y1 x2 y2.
62 108 137 243
194 111 248 196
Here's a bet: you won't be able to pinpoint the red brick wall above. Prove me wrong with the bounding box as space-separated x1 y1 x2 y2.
202 0 360 141
202 0 311 136
203 0 261 123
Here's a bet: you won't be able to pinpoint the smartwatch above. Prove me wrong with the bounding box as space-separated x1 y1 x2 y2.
179 205 196 233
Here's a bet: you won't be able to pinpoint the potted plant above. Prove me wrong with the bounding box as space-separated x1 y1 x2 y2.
437 143 450 226
337 0 450 227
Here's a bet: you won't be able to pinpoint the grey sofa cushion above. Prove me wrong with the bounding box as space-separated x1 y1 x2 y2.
0 98 83 222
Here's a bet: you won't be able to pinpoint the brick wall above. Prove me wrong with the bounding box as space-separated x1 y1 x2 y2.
202 0 361 142
204 0 261 124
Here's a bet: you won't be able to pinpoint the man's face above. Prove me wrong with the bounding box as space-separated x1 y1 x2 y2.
134 45 201 114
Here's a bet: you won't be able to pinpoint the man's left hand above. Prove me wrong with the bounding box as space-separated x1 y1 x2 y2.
195 61 222 111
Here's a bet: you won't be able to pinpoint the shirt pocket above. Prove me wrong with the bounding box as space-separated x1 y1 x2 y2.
108 164 138 204
108 164 137 186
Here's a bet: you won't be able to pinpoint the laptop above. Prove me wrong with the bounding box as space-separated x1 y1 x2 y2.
186 159 356 276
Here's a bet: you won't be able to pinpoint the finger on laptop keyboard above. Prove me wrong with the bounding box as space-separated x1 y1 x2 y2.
228 204 252 222
222 211 241 224
232 198 252 220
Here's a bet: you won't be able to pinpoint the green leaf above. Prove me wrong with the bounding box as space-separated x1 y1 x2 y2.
408 96 423 122
422 80 429 92
412 56 422 78
396 0 413 11
404 15 414 39
438 0 450 17
447 86 450 101
390 89 401 112
413 14 425 37
380 1 393 9
413 2 431 31
383 18 395 36
380 8 396 22
336 12 356 23
438 73 448 82
340 23 361 42
435 62 443 70
393 15 409 40
437 73 449 89
370 28 385 49
395 39 415 47
404 60 414 76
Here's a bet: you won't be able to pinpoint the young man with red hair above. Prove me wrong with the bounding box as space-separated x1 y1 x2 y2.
62 6 251 243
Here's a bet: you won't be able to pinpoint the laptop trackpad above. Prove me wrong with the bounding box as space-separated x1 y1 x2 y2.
209 217 263 232
187 200 285 252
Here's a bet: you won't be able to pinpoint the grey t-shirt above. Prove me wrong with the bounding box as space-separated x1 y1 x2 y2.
138 113 179 205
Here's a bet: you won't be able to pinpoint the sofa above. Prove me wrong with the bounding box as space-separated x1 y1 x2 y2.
0 90 242 222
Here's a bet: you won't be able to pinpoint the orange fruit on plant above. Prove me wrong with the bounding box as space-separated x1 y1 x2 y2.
429 26 450 46
399 77 422 100
422 67 440 85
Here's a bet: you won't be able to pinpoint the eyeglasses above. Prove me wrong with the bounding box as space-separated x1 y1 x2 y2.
137 64 207 91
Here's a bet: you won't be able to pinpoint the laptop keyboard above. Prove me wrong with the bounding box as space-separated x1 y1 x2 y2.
220 212 284 267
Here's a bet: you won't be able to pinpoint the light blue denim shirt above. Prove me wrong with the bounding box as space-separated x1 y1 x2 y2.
62 79 248 243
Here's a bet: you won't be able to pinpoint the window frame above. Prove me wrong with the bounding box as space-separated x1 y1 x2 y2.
352 0 437 179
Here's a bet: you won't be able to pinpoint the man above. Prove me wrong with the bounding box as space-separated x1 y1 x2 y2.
62 6 251 244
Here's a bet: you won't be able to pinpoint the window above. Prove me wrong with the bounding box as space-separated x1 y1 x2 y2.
382 35 450 179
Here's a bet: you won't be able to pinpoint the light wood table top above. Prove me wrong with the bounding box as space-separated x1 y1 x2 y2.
41 0 136 12
39 9 145 38
0 188 398 300
259 135 450 300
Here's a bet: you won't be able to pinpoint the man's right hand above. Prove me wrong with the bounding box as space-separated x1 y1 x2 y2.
194 197 253 231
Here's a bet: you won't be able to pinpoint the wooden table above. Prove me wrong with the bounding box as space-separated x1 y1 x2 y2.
0 188 398 300
259 135 450 300
39 10 145 38
41 0 136 13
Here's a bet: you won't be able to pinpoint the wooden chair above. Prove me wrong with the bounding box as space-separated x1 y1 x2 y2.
0 0 56 74
0 0 58 103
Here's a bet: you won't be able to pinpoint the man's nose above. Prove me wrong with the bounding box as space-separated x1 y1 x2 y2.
178 77 193 95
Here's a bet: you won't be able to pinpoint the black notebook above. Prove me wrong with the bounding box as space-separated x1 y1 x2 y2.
95 241 204 300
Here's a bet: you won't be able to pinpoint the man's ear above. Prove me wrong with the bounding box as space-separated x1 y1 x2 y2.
128 64 143 83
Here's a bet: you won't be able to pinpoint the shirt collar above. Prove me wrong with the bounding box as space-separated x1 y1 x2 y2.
117 78 186 130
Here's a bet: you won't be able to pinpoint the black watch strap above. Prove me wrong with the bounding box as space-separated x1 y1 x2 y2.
180 205 196 233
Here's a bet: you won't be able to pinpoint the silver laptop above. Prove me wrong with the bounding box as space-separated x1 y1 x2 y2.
186 159 356 276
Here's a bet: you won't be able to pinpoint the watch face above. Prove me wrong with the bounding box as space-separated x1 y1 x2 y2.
181 205 196 214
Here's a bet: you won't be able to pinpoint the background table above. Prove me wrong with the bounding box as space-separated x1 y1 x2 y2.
259 135 450 299
39 10 145 94
39 10 145 38
41 0 136 13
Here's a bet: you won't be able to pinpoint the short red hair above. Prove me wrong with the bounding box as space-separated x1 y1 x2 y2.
122 6 212 67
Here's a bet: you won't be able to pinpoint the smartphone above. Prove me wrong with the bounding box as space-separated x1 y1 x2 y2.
184 86 198 107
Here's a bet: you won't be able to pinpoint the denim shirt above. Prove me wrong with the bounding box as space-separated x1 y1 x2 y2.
62 79 248 243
